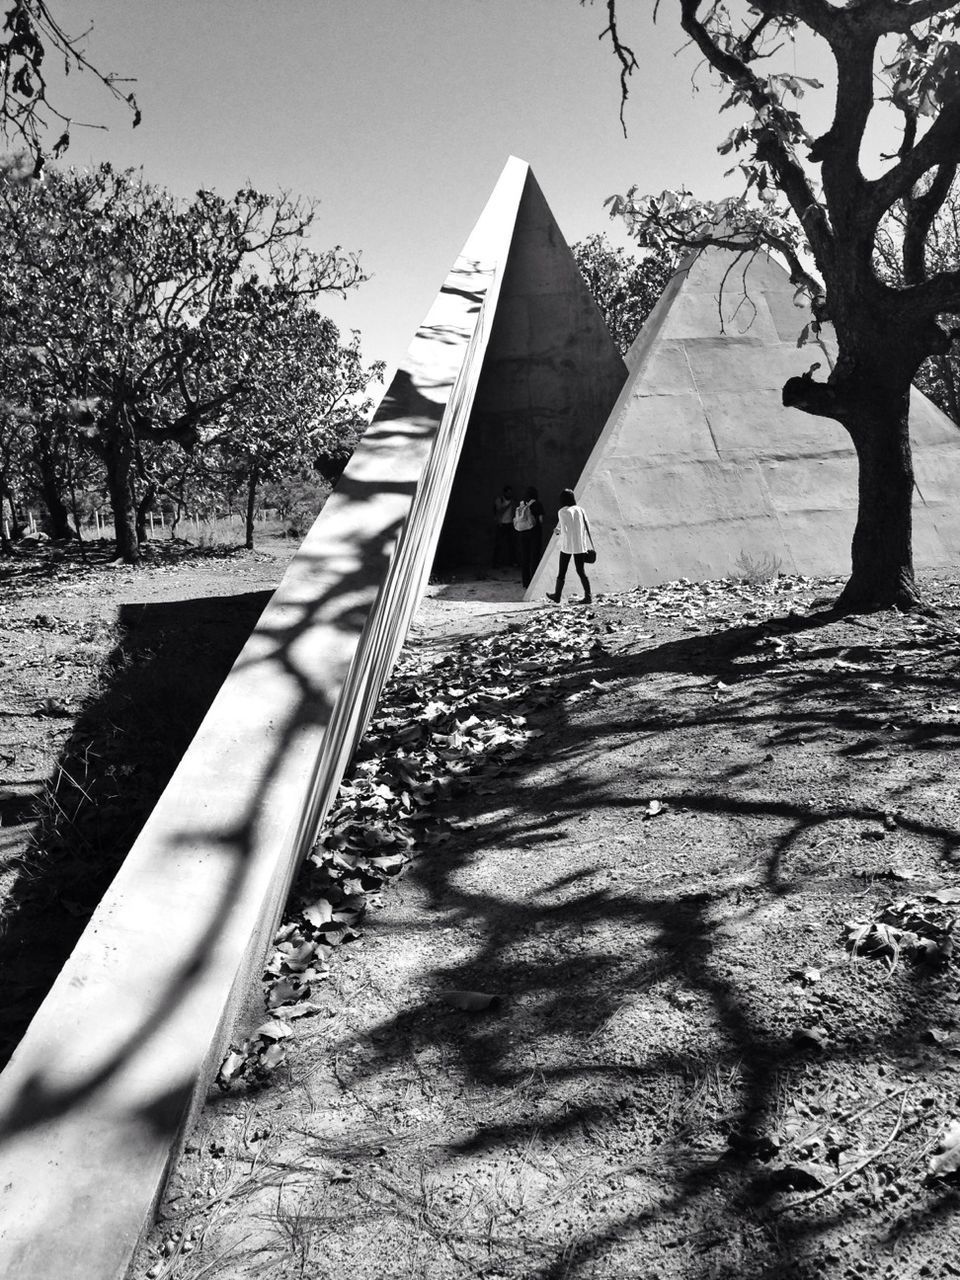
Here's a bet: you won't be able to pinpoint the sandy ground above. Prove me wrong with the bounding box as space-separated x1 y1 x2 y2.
4 544 960 1279
121 568 960 1280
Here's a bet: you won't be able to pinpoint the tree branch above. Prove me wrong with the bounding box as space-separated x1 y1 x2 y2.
868 96 960 218
593 0 639 137
903 162 958 283
675 0 836 275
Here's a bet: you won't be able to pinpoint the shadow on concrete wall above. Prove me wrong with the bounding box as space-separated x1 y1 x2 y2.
0 585 273 1069
0 446 423 1161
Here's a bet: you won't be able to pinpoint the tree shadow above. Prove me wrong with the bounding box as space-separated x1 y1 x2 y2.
0 587 274 1068
0 409 441 1208
282 598 960 1279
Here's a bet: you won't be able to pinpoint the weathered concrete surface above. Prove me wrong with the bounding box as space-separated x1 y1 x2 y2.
528 245 960 596
435 170 626 568
0 158 529 1280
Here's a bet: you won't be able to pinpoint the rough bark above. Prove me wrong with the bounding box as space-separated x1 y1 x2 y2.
103 416 141 565
34 432 74 540
837 389 920 611
244 464 259 551
135 482 157 545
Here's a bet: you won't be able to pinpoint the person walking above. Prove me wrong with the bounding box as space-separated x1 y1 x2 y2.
513 485 544 589
546 488 593 605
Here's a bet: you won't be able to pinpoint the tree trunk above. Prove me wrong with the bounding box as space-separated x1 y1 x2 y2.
244 465 259 550
136 482 157 544
104 417 141 565
68 473 87 561
34 434 74 540
838 390 919 611
0 469 12 555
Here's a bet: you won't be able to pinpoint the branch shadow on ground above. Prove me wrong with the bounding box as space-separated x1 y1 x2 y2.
0 401 441 1184
280 600 960 1280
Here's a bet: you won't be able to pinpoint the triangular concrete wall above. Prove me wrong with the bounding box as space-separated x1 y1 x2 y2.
435 169 627 567
528 244 960 596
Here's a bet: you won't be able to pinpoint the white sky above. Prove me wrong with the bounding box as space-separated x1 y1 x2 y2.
26 1 889 380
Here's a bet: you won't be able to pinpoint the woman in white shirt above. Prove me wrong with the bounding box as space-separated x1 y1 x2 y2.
546 488 593 605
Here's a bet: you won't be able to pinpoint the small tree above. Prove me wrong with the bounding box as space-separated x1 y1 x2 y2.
595 0 960 609
572 232 674 354
203 290 381 548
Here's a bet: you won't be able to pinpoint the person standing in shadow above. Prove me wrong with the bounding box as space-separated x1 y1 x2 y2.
546 488 593 604
492 484 517 568
513 486 544 589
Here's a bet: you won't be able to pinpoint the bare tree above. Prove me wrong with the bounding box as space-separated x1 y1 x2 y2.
594 0 960 609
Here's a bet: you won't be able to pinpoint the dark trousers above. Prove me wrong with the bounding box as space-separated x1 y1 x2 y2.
518 528 541 587
493 523 516 567
556 551 591 598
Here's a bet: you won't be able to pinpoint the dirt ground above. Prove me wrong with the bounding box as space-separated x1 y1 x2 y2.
4 549 960 1279
0 537 298 1065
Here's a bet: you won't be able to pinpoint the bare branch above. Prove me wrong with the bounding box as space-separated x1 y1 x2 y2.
903 162 958 283
591 0 639 137
868 96 960 219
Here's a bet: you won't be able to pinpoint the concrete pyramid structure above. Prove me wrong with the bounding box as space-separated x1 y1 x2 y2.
432 165 628 567
0 158 628 1280
528 243 960 597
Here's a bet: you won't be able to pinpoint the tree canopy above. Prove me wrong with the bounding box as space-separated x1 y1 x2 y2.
572 232 673 354
0 162 377 560
592 0 960 609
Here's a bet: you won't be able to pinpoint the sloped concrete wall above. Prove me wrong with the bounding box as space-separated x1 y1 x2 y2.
435 170 627 568
0 158 528 1280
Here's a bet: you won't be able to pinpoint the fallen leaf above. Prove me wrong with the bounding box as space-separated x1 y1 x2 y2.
254 1019 293 1041
926 887 960 904
929 1120 960 1177
259 1042 286 1071
439 990 499 1012
271 1000 323 1021
641 799 665 820
216 1050 246 1087
792 1026 828 1050
302 900 333 928
268 978 305 1009
926 1027 953 1046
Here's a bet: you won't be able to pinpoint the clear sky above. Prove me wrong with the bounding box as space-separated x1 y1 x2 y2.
34 1 839 378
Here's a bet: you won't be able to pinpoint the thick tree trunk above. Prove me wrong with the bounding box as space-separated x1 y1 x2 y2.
838 390 919 611
104 418 141 565
34 436 74 540
244 465 259 550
